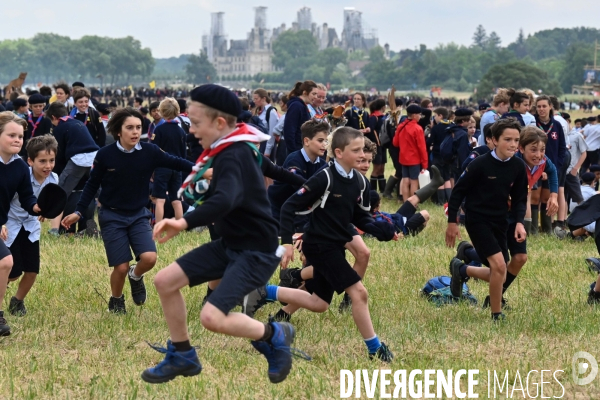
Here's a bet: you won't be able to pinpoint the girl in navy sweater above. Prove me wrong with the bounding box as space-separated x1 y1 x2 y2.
283 81 318 154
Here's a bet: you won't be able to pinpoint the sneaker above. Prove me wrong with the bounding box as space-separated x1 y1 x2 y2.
455 241 473 264
243 286 270 318
0 311 10 336
8 296 26 316
369 342 393 363
108 295 126 314
128 265 147 306
588 289 600 305
482 295 511 311
48 228 60 237
141 340 202 384
554 226 568 239
251 322 295 383
338 293 352 313
449 258 464 298
270 310 291 323
586 258 600 274
492 313 506 322
278 268 302 289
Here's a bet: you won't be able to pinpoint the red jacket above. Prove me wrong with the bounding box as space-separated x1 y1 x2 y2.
393 118 428 169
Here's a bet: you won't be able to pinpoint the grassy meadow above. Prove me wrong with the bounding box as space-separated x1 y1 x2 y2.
1 196 600 399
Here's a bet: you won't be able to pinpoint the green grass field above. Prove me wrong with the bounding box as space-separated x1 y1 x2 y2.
1 198 600 399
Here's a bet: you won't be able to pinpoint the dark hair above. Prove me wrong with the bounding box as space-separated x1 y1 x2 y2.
301 119 330 142
72 87 91 103
509 91 529 109
363 137 377 156
519 126 547 148
54 82 70 96
45 102 68 119
575 119 582 124
483 124 493 140
279 95 289 106
490 118 522 141
420 98 432 108
535 95 554 117
331 126 363 154
549 95 560 110
562 112 571 121
39 86 52 97
455 115 472 125
27 134 58 160
434 107 449 119
368 99 386 113
149 101 160 112
239 97 250 111
9 92 20 102
135 97 143 104
253 88 271 103
289 81 317 98
107 107 143 141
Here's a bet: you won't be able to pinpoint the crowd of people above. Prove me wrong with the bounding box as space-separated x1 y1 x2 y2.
1 78 600 385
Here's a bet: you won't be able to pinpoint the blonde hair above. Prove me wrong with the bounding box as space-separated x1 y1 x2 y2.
159 97 180 120
316 83 327 91
0 111 27 136
492 88 511 107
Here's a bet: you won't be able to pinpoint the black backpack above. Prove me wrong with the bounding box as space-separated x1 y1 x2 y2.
177 116 191 134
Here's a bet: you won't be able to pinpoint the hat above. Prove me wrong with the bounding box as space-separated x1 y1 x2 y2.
28 93 46 105
561 112 571 120
455 108 474 117
395 98 404 107
109 101 118 108
406 104 422 114
36 183 67 219
96 103 110 115
72 81 85 88
582 172 596 184
177 98 187 112
587 116 596 122
190 84 241 118
478 103 490 111
140 107 149 115
590 165 600 172
369 190 380 207
13 98 27 108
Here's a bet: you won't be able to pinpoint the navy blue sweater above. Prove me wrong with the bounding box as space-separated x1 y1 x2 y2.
535 116 566 170
428 120 452 158
183 142 279 253
76 142 193 214
0 157 37 225
151 121 187 158
284 96 311 154
74 108 106 147
501 111 525 126
52 118 100 175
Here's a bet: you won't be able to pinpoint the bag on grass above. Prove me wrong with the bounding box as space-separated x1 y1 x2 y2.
420 276 477 306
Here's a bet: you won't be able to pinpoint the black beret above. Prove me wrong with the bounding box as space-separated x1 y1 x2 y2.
587 117 596 122
28 93 46 105
590 164 600 172
561 112 571 120
395 98 404 107
140 107 149 114
72 81 85 88
455 108 474 117
190 84 241 118
177 98 187 112
36 183 67 219
406 104 422 114
582 172 596 184
479 103 490 111
13 98 27 108
96 103 110 114
109 101 118 108
369 190 380 206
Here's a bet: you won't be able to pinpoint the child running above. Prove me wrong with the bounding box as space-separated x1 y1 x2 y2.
140 85 298 385
446 119 528 320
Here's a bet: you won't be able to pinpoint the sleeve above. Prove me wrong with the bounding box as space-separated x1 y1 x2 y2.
366 116 378 143
284 104 301 154
95 112 106 147
447 162 479 223
150 125 162 148
544 157 559 194
153 145 195 172
279 172 328 245
509 162 529 224
416 126 428 170
260 155 306 187
76 156 105 214
578 135 589 153
267 107 279 136
351 182 395 241
461 152 477 172
16 167 37 216
392 122 402 148
183 153 245 230
557 124 566 169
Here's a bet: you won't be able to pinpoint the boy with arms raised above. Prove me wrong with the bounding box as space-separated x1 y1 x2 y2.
0 112 43 335
6 135 59 316
141 85 297 384
254 127 398 361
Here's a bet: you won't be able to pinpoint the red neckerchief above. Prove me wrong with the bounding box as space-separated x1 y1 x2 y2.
58 116 73 123
526 156 548 190
371 111 384 117
28 112 44 137
179 113 188 118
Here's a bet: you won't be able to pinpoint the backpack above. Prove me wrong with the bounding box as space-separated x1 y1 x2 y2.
296 166 369 216
420 276 478 307
379 115 391 146
439 131 457 164
249 115 269 135
264 106 277 130
177 116 191 134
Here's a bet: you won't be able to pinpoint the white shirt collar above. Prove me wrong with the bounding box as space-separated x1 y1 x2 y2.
0 154 22 165
333 160 353 179
116 141 142 153
491 149 511 162
301 148 320 164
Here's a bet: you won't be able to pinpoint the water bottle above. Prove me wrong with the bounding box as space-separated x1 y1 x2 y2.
418 169 430 189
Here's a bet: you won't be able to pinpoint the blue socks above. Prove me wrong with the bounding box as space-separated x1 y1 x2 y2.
266 285 279 302
459 264 469 280
364 335 381 354
465 248 481 264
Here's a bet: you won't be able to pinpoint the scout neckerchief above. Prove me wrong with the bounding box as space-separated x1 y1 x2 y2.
28 112 44 137
537 117 554 135
70 107 89 126
353 106 366 129
178 123 270 205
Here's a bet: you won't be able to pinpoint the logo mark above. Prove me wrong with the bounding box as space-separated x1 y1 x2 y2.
572 351 598 385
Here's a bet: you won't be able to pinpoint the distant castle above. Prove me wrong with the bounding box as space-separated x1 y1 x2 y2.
202 6 381 80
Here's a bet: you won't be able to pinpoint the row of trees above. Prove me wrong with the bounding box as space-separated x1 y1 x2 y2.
0 34 154 86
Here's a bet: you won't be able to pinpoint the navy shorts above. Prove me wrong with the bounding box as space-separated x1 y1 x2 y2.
506 222 527 257
402 164 421 180
98 207 156 267
8 227 40 279
176 239 282 315
465 215 509 267
0 238 11 261
301 241 361 304
152 168 182 202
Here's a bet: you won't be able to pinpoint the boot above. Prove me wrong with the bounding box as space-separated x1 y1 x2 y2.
531 205 539 235
378 177 386 193
524 218 532 236
382 176 399 200
540 203 552 234
415 166 444 203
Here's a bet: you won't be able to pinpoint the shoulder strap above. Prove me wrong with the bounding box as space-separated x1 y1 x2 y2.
295 167 332 215
357 172 370 211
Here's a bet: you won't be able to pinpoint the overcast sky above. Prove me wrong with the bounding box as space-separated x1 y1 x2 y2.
2 0 597 58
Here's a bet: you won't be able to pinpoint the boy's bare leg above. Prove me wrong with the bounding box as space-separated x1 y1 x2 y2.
346 281 376 339
487 253 507 315
400 178 410 202
155 198 166 224
0 255 13 310
345 235 370 278
276 287 329 313
172 200 183 220
409 179 419 198
111 263 129 297
133 251 157 276
14 272 36 301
